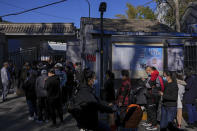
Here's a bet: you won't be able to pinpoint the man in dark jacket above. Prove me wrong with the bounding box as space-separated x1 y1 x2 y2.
45 68 63 127
35 70 49 123
70 70 114 131
183 68 197 127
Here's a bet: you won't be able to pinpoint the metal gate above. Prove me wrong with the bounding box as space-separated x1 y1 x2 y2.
184 41 197 72
8 47 38 67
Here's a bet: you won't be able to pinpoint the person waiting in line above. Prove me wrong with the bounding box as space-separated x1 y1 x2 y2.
116 70 132 128
45 68 63 127
23 70 38 121
142 66 158 131
104 70 115 104
183 67 197 128
159 71 178 131
35 70 49 123
116 70 131 107
1 62 10 102
69 70 115 131
65 65 75 100
176 73 186 129
104 70 116 131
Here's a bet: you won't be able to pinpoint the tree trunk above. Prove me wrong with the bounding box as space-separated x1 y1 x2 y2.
174 0 180 32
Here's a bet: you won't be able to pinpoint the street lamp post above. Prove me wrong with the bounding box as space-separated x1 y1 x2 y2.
99 2 106 95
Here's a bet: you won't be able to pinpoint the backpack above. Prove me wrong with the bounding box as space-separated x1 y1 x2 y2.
116 104 143 128
124 104 143 128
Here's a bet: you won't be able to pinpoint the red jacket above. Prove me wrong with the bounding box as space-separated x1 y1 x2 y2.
117 79 131 106
150 70 159 81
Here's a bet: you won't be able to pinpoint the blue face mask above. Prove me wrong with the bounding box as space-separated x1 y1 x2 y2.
163 77 167 81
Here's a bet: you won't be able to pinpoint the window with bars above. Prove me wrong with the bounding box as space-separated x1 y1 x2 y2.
184 41 197 72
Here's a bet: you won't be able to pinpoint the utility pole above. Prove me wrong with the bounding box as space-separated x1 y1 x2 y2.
99 2 106 94
85 0 90 18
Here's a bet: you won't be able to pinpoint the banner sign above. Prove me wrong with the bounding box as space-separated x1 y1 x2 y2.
168 47 184 71
112 44 163 71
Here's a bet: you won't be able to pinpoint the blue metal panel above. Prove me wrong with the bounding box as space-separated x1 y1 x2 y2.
90 30 197 37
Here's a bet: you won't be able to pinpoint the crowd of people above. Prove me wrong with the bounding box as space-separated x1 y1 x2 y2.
0 60 80 127
1 60 197 131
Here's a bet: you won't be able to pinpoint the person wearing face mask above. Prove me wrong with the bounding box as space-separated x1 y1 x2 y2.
70 70 115 131
176 73 186 129
159 71 178 131
141 66 159 131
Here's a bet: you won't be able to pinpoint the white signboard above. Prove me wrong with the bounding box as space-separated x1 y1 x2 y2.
48 41 67 51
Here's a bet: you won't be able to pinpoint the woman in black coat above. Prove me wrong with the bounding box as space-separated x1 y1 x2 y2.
159 71 178 131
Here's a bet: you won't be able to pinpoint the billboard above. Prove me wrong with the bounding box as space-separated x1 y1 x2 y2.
112 44 163 71
168 47 184 71
112 44 163 78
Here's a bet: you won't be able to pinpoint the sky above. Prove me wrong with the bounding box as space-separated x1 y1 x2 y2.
0 0 156 28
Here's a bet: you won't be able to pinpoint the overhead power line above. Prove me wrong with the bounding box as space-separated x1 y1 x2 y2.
1 0 67 18
0 1 76 21
141 0 155 7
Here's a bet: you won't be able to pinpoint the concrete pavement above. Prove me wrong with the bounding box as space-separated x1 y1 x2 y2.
0 94 78 131
0 93 197 131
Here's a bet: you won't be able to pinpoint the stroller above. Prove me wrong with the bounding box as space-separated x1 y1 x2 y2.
116 104 143 131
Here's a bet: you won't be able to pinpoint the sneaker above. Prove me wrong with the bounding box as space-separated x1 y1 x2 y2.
28 116 34 121
142 123 152 127
146 126 158 130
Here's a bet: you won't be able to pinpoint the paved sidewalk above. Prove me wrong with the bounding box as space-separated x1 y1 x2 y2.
0 94 197 131
0 94 78 131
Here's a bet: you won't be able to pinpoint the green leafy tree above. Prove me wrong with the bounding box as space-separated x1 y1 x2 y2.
115 3 156 20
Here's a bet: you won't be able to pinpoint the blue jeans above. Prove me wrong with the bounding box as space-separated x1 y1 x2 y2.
2 83 9 100
160 106 177 129
185 104 197 124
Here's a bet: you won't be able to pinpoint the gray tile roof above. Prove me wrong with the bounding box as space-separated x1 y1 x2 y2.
81 17 174 33
0 23 76 34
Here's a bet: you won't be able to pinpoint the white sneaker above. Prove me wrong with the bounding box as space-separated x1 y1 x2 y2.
146 126 158 130
142 123 152 127
28 116 34 121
